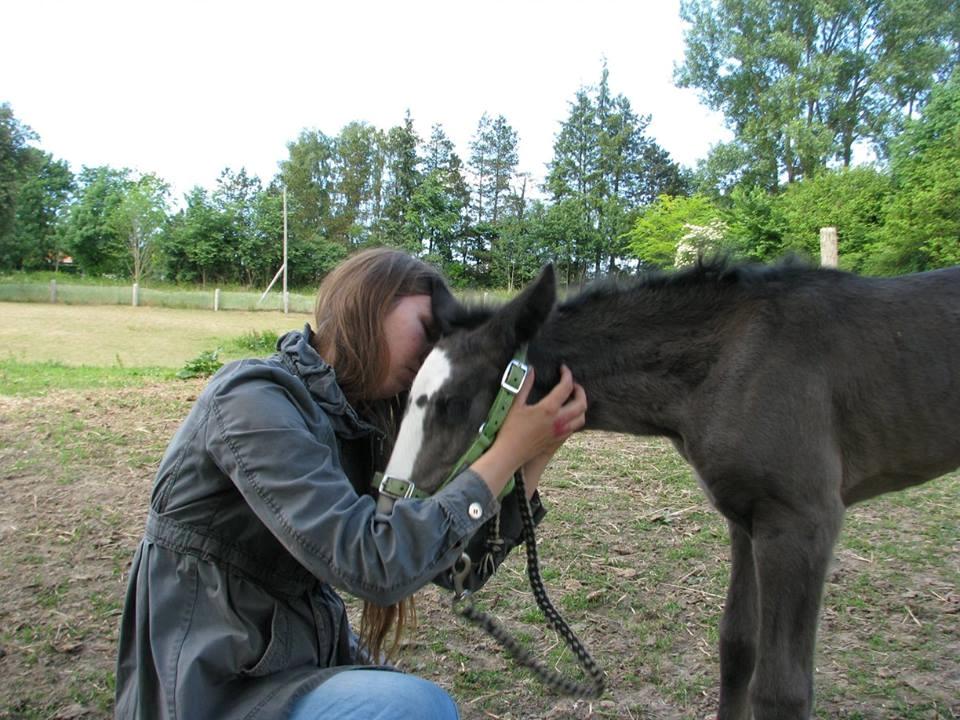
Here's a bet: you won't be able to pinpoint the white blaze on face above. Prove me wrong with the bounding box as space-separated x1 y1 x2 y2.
384 347 452 480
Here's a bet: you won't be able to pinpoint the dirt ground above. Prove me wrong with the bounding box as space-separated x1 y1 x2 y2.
0 382 957 719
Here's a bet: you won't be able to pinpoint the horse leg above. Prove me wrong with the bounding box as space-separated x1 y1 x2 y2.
717 521 758 720
748 498 843 720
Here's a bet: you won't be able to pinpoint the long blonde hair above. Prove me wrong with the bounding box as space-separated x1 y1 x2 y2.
312 247 446 661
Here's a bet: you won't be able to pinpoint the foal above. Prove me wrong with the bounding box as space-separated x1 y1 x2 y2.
387 259 960 720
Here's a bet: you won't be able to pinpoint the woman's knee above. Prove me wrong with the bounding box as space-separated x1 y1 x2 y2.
292 669 459 720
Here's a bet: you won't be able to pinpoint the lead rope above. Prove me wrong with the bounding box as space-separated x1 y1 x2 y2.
453 470 606 698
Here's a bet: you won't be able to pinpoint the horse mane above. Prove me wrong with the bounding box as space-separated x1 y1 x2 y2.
560 255 827 311
442 256 833 331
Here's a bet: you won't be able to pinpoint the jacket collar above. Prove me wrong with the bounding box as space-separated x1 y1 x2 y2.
277 326 380 440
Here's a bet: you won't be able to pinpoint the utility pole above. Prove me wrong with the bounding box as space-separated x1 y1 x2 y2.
283 188 289 314
258 187 291 313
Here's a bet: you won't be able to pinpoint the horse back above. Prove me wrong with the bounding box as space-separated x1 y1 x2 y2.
700 266 960 507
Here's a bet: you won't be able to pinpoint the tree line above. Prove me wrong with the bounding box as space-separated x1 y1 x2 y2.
2 0 957 290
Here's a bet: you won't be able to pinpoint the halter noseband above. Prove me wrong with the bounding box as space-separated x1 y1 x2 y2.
372 346 529 511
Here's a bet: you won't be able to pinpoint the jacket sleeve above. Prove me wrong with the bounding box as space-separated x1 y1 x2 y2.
204 369 499 605
433 486 547 595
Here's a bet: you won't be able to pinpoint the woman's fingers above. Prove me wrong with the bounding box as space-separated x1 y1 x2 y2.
540 364 574 409
564 388 588 431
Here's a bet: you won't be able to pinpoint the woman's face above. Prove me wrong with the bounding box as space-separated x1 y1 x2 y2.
373 294 434 399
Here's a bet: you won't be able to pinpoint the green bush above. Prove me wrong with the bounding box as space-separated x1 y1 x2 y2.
176 349 223 379
229 330 281 355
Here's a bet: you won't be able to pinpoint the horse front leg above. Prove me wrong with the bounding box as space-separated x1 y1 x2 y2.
717 520 758 720
748 498 844 720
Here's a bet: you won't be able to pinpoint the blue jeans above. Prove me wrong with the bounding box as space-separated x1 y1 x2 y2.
290 669 460 720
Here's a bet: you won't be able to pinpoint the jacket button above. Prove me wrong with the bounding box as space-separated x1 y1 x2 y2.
468 502 483 520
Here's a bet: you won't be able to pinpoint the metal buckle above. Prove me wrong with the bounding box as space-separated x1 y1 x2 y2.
500 359 528 395
378 473 417 499
452 552 472 599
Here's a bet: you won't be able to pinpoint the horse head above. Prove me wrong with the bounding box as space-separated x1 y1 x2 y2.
383 264 557 495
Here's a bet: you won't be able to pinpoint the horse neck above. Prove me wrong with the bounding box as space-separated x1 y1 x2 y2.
528 283 726 437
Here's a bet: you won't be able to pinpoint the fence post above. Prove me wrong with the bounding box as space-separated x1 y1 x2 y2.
132 282 140 307
819 227 839 268
50 279 57 304
214 288 221 312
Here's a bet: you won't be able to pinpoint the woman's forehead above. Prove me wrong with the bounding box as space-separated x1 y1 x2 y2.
392 293 432 317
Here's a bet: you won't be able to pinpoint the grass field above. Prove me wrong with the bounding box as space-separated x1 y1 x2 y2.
1 302 308 368
0 304 957 719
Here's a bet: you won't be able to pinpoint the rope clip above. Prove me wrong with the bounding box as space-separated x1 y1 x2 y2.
452 552 472 602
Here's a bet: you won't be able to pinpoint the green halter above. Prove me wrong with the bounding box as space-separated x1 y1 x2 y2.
373 346 529 504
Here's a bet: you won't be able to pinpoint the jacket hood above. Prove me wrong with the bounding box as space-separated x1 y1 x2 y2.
277 326 379 440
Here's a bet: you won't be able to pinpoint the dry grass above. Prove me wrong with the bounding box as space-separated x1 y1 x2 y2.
0 302 307 368
0 380 957 719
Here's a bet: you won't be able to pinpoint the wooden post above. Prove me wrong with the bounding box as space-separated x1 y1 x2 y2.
820 227 838 268
50 279 57 304
214 288 221 312
132 282 140 307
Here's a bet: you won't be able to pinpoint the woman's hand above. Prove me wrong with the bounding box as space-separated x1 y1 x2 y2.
471 364 587 499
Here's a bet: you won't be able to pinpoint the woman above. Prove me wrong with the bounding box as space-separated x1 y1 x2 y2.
114 248 587 719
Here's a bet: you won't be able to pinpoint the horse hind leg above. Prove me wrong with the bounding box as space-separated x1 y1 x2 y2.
717 520 758 720
748 496 844 720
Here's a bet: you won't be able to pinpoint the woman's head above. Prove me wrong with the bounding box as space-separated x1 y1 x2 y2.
312 247 446 403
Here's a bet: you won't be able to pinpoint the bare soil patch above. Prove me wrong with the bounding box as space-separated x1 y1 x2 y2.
0 382 957 719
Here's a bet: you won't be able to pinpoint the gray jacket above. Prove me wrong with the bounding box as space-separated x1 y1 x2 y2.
115 328 503 719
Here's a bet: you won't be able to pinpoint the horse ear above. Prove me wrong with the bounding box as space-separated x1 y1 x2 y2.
495 263 556 346
430 278 494 338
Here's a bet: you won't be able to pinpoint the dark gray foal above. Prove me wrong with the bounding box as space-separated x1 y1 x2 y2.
386 259 960 719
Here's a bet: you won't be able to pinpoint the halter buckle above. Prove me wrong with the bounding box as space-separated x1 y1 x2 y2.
378 473 418 499
500 359 528 395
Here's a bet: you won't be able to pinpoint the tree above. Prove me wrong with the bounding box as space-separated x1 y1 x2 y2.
528 197 598 285
408 170 469 270
159 187 231 284
332 122 383 247
548 64 687 275
724 185 785 261
676 0 959 189
210 167 264 283
420 124 471 266
469 113 519 225
107 173 170 283
8 149 73 270
282 130 336 245
281 130 346 282
873 70 960 273
62 166 132 275
691 140 774 198
381 112 421 244
242 184 284 286
489 177 549 290
0 104 39 266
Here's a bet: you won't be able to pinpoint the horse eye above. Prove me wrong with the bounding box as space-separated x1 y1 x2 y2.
435 395 469 418
447 397 470 417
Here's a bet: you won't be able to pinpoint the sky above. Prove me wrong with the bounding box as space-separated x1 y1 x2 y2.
2 0 731 203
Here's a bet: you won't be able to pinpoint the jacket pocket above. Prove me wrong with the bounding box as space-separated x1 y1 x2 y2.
239 603 291 677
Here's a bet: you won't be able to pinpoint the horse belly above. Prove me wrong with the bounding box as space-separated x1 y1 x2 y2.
669 438 721 509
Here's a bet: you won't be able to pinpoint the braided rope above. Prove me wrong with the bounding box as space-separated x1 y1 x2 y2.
454 471 606 698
